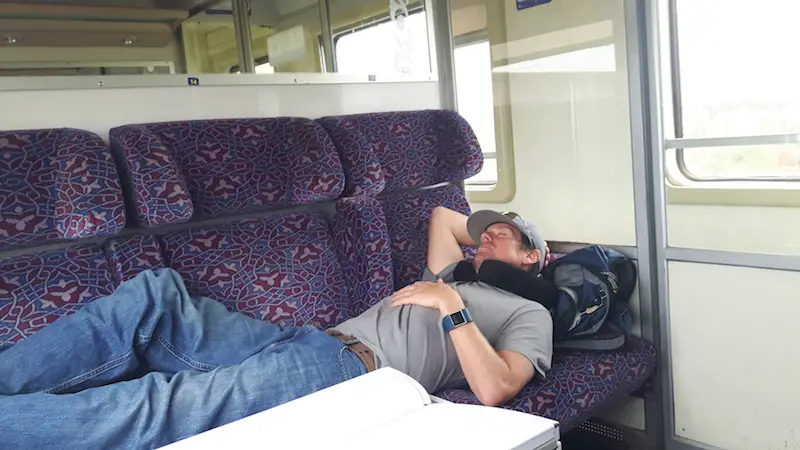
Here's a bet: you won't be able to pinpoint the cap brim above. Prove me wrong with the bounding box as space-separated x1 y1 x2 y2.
467 210 521 244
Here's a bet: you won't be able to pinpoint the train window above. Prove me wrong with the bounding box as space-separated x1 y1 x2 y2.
230 59 275 74
672 0 800 181
334 8 431 75
680 145 800 180
454 39 498 187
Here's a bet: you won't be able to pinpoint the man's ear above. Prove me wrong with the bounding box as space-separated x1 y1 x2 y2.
523 249 541 265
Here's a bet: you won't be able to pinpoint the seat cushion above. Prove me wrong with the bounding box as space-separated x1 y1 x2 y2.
436 337 657 430
0 128 125 250
0 245 116 346
380 184 473 288
160 212 351 328
110 118 345 227
318 110 483 196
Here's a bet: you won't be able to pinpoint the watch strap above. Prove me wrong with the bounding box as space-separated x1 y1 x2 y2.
443 308 473 333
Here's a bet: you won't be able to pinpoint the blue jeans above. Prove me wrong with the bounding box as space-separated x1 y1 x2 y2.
0 268 366 449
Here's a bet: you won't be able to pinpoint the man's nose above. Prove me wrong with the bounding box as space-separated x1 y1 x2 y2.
481 232 492 243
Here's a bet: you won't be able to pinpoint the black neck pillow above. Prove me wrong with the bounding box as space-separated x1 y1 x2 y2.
451 259 558 311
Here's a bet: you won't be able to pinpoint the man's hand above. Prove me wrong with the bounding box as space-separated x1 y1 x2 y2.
391 279 464 315
393 279 537 407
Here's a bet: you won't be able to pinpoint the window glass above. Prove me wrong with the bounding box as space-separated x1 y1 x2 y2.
334 9 431 75
454 40 498 187
681 145 800 179
674 0 800 179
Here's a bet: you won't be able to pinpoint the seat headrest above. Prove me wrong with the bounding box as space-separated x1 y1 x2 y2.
110 117 346 227
0 128 126 250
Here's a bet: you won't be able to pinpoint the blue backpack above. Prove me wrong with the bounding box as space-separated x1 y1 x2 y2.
540 245 637 351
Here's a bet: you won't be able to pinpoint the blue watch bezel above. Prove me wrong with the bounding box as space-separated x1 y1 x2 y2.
443 308 473 333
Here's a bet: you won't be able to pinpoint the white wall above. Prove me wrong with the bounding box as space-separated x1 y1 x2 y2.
0 80 440 138
469 0 636 247
669 204 800 256
669 262 800 450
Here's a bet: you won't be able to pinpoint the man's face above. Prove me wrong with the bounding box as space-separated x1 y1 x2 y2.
473 223 540 270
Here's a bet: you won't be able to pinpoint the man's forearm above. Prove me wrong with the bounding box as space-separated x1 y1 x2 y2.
449 323 517 406
438 295 515 406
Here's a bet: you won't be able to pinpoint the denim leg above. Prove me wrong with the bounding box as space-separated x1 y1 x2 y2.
0 326 367 450
0 267 295 395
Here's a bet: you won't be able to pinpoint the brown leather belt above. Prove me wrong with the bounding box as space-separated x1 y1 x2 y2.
325 330 376 372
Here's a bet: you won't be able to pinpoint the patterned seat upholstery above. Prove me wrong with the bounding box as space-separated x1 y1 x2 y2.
159 213 353 328
331 196 394 317
380 185 474 288
112 118 392 326
0 245 117 347
110 118 345 227
0 128 125 250
0 128 126 347
318 110 483 288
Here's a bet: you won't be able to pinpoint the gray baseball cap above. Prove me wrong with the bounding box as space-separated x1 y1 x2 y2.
466 210 547 273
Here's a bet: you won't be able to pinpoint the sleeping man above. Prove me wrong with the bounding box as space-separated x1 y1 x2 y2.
0 207 555 449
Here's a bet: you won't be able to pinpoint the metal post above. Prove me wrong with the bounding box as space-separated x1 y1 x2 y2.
623 0 666 448
318 0 336 73
232 0 255 73
428 0 457 111
640 0 685 449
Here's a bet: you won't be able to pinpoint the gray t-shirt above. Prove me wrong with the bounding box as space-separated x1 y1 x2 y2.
333 263 554 393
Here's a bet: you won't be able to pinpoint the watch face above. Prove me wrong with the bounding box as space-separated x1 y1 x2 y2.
451 311 466 326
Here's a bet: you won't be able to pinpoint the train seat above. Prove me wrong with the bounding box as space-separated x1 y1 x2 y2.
0 128 126 348
318 109 482 289
107 117 393 327
320 109 658 431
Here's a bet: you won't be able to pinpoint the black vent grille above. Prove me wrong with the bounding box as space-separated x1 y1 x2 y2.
578 420 626 442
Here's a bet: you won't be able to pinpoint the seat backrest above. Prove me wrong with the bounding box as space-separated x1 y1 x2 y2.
110 118 390 328
0 128 126 250
319 110 483 288
0 128 126 346
318 110 483 198
109 118 344 227
331 196 394 317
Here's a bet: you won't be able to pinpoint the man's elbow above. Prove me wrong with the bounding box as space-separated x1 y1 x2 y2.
430 206 448 222
474 384 515 407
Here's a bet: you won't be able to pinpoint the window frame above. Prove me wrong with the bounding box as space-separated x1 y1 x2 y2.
668 0 800 184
